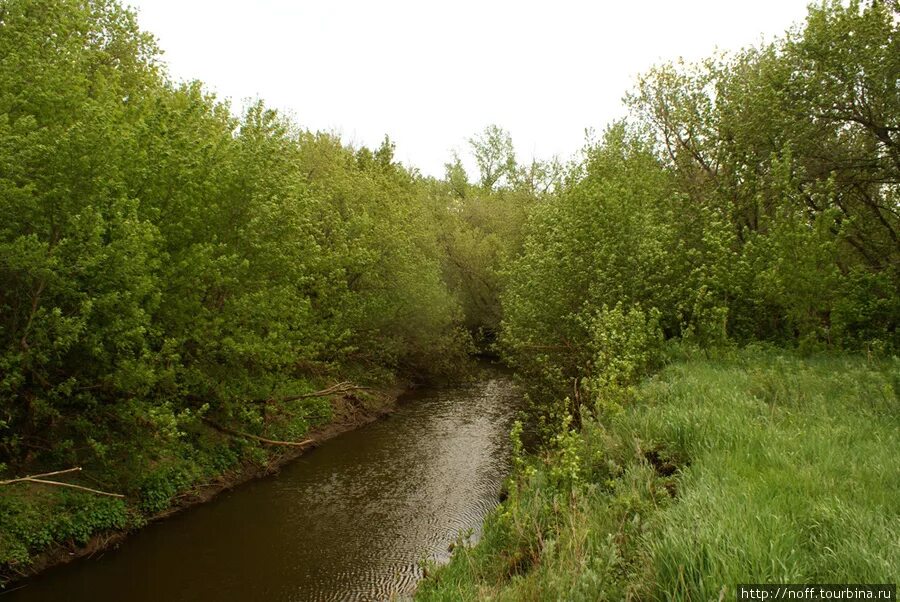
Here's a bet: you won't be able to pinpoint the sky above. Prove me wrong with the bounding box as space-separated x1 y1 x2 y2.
126 0 814 178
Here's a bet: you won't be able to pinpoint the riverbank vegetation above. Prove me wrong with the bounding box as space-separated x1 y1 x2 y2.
0 0 498 580
0 0 553 580
421 0 898 598
417 350 899 600
1 0 897 594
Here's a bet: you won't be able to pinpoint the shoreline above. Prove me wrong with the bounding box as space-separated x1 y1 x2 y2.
1 385 406 587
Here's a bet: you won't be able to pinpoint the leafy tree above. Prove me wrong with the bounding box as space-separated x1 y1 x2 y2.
469 124 518 191
624 0 898 346
0 0 164 468
0 0 471 477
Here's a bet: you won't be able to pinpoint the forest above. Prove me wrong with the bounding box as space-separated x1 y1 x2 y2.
0 0 897 597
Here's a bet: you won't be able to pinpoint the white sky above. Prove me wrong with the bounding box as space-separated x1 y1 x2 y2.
126 0 813 178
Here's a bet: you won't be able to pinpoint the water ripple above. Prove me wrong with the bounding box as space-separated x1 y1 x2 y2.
8 371 521 602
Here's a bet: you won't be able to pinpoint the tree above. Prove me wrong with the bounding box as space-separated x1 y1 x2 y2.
469 124 517 190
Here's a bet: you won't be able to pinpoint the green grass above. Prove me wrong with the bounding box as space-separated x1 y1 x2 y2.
416 349 900 601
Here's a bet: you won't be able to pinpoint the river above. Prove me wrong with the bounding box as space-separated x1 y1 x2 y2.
3 370 520 602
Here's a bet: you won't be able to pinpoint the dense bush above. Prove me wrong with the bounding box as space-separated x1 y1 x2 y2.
0 0 470 478
500 0 898 407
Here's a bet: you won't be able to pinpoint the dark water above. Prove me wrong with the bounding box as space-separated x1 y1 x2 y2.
4 373 520 602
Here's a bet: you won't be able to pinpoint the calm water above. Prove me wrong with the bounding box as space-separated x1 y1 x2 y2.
4 372 520 602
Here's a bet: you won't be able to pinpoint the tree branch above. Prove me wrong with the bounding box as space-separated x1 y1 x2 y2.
0 467 124 498
201 418 315 448
252 381 368 405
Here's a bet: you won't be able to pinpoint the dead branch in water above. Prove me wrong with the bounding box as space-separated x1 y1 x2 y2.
201 418 315 448
0 467 125 498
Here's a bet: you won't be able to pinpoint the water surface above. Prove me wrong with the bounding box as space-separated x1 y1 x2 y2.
5 372 519 602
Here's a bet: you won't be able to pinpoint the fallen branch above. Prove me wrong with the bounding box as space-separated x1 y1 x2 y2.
1 467 81 482
252 381 369 405
0 467 124 498
202 418 315 448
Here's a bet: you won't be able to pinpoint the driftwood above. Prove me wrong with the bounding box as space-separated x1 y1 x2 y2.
0 467 125 498
202 418 315 448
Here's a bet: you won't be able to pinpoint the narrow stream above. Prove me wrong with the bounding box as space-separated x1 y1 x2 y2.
5 370 520 602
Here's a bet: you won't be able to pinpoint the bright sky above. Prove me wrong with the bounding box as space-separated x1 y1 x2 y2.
126 0 813 177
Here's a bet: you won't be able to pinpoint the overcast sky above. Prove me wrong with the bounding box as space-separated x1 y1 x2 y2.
126 0 814 177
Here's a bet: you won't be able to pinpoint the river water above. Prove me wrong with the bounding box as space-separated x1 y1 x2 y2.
4 371 520 602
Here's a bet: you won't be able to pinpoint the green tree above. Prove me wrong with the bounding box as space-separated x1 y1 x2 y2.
469 124 518 191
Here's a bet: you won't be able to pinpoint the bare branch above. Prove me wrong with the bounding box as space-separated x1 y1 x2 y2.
252 382 369 405
1 467 124 498
202 418 315 448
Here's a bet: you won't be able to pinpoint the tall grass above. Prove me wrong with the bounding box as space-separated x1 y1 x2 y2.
416 349 900 601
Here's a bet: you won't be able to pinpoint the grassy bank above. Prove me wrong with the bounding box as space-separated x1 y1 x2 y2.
0 373 401 586
416 349 899 600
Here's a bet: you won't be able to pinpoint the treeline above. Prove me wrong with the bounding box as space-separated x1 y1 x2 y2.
0 0 485 481
433 124 561 345
500 0 899 408
420 2 899 597
0 0 556 493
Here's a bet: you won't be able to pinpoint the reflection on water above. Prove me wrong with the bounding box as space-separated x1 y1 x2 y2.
6 372 520 602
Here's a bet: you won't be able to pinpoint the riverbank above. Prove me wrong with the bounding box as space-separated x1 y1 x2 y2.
2 370 520 601
416 349 900 600
0 380 404 588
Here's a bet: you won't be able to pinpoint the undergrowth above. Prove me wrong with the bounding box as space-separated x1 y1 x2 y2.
0 381 391 584
416 348 900 601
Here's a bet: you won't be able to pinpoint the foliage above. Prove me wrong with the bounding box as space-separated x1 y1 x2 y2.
0 490 129 567
0 0 469 574
499 0 898 411
0 0 469 477
1 0 898 589
420 4 899 599
469 125 518 191
581 302 663 419
625 0 898 347
499 127 691 402
417 351 900 601
427 125 552 344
